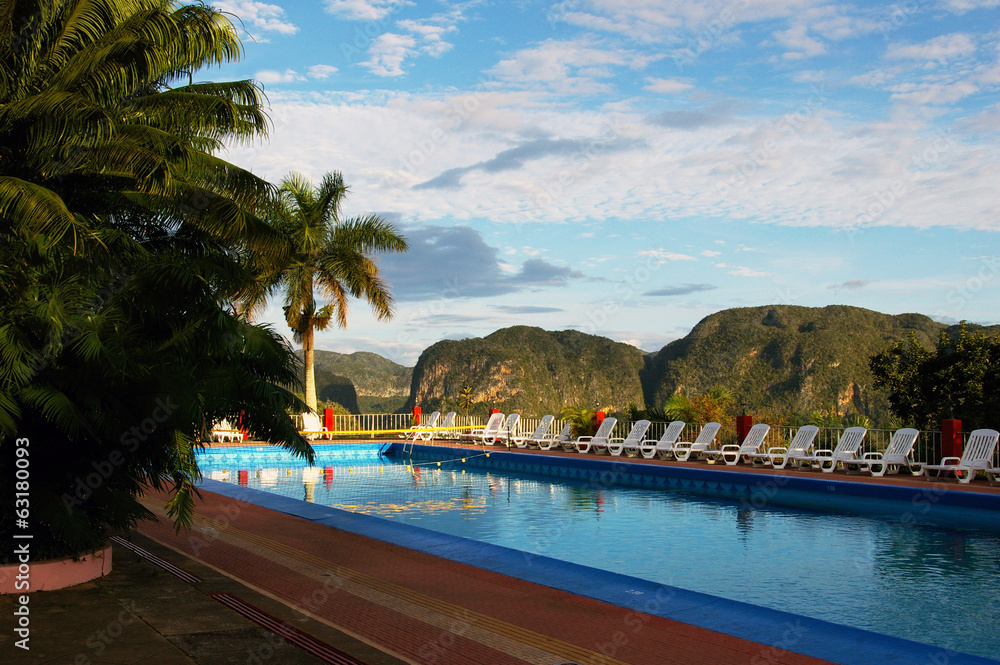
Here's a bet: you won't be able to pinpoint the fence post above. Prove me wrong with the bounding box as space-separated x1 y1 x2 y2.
323 408 333 437
736 414 753 445
941 419 963 461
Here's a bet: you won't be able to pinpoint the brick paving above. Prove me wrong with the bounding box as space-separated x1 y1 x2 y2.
137 482 835 665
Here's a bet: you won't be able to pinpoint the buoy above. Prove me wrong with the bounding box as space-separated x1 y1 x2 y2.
348 468 353 473
486 453 491 458
461 458 466 463
379 467 383 473
436 462 441 467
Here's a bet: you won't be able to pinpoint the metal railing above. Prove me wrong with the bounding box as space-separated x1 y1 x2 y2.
287 413 999 466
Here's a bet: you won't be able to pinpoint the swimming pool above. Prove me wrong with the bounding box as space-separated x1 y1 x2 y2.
196 443 1000 663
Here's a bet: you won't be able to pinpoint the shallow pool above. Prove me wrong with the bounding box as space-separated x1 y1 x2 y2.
196 444 1000 661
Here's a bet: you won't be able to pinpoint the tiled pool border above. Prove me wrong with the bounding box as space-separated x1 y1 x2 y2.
196 443 1000 665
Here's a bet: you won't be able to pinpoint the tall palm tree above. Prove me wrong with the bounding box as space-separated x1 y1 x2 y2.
0 0 308 560
261 172 408 412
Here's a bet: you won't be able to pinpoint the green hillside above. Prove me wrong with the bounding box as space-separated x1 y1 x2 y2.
297 350 411 413
645 305 944 422
408 326 647 415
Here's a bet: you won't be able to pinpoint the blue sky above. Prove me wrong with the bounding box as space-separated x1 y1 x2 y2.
211 0 1000 366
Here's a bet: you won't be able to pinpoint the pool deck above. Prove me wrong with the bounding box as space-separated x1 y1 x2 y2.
7 440 997 665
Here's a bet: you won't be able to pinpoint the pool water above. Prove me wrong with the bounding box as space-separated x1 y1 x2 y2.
197 445 1000 660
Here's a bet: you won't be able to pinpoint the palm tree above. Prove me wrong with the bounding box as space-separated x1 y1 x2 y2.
260 172 408 412
0 0 308 560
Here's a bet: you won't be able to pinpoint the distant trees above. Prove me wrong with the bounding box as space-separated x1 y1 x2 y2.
869 324 1000 430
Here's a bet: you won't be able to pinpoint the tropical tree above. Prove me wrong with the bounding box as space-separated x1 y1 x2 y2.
0 0 309 561
870 324 1000 430
255 171 408 412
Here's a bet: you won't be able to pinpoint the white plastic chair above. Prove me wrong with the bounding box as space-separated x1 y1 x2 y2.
844 428 921 477
639 421 686 459
700 423 770 466
608 420 651 457
573 417 618 454
512 415 554 448
924 429 999 484
747 425 819 469
795 426 867 473
671 422 722 461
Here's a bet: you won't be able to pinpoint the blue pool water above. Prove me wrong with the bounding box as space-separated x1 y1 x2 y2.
196 444 1000 662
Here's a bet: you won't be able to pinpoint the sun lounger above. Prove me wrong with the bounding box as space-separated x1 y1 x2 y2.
486 413 519 446
699 423 770 465
671 422 722 461
404 410 440 442
211 419 244 443
573 417 618 454
843 428 921 477
539 422 573 450
794 426 867 472
638 421 686 459
467 412 505 444
512 415 554 448
300 412 331 440
747 425 818 469
436 411 458 439
607 420 651 456
923 429 999 484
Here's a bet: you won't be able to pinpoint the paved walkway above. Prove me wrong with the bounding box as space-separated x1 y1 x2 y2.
1 528 406 665
128 485 833 665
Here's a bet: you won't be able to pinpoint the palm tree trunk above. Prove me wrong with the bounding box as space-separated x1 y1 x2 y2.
303 325 318 412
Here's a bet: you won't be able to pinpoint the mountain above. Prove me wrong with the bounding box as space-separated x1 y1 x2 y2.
644 305 945 421
299 350 412 413
407 326 647 414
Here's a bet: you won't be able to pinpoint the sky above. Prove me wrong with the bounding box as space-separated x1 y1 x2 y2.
209 0 1000 366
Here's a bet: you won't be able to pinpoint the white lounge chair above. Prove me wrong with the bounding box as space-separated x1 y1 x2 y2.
923 429 999 484
437 411 458 439
512 415 554 448
404 410 440 442
485 413 519 446
538 422 573 450
300 412 332 440
572 417 618 454
700 423 771 466
794 426 867 472
747 425 819 469
607 420 651 457
211 419 244 443
844 428 921 477
638 421 686 459
671 422 722 462
467 412 504 444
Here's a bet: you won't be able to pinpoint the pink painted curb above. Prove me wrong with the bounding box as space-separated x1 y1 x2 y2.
0 544 112 594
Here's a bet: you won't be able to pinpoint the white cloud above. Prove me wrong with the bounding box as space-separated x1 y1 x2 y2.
213 0 297 39
701 250 722 257
729 266 771 277
324 0 409 21
256 68 306 84
362 33 418 76
489 38 655 95
940 0 1000 14
307 65 339 79
889 80 980 104
644 77 694 94
638 249 697 262
774 23 827 59
886 33 978 62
